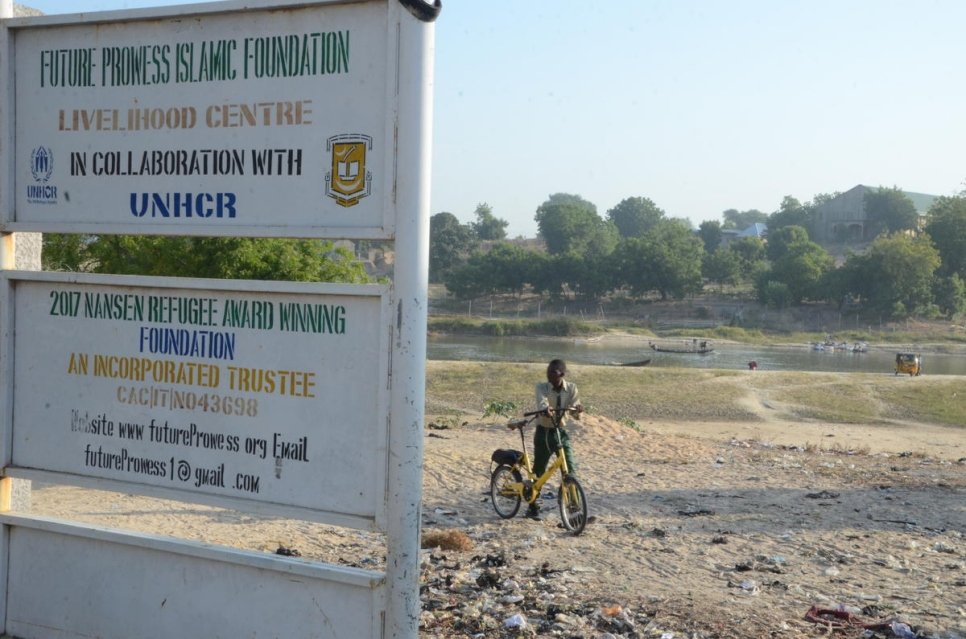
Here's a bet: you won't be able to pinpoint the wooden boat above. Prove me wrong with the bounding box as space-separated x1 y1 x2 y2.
648 341 713 354
618 358 652 367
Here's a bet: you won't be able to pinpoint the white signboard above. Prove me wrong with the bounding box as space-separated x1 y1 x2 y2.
2 1 433 635
7 272 390 522
6 1 395 238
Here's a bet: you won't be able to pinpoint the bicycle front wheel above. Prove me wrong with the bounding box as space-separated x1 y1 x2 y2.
490 464 522 519
558 476 588 535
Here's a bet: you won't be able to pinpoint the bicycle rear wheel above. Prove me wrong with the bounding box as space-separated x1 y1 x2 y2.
490 464 522 519
558 476 587 535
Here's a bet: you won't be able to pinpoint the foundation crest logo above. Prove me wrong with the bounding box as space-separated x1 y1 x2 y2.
325 134 372 208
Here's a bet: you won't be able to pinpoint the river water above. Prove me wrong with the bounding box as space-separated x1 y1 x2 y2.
427 334 966 376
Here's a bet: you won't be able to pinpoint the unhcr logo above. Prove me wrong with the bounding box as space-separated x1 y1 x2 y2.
324 134 372 208
27 146 58 204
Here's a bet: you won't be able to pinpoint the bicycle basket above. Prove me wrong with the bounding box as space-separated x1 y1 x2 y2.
491 449 523 466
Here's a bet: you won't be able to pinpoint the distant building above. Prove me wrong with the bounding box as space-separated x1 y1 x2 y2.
811 185 937 244
719 222 767 247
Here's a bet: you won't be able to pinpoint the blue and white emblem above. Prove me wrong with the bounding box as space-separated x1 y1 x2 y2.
30 146 54 183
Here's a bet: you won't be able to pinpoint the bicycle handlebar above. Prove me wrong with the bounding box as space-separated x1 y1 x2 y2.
523 407 581 417
510 408 581 428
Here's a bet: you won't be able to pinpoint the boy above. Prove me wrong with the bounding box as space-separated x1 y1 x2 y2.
528 358 583 518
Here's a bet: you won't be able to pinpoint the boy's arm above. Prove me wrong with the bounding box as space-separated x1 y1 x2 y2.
569 384 583 418
535 382 550 411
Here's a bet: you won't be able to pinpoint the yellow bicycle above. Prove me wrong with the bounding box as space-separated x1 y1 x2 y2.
489 409 588 535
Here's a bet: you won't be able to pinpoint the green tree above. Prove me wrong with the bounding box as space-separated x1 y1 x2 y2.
53 235 370 282
478 242 536 296
768 196 811 234
933 274 966 318
613 220 704 300
721 208 767 230
864 186 918 237
528 252 567 300
757 238 833 304
759 280 792 309
430 211 477 283
470 203 509 241
606 196 665 238
702 247 741 291
728 236 767 282
924 195 966 278
442 260 489 300
838 233 940 316
611 237 651 298
525 250 613 301
443 242 542 300
546 250 618 301
766 225 810 263
834 251 874 307
42 234 90 272
534 193 617 255
697 220 723 253
583 219 620 259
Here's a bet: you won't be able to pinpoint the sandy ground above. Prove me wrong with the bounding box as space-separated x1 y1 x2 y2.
415 414 965 638
28 404 965 638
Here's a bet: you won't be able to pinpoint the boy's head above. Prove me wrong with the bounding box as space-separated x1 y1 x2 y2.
546 359 567 388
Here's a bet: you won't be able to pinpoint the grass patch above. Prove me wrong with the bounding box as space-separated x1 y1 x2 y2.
877 381 966 426
426 362 543 418
426 363 966 428
778 382 885 423
427 362 756 422
617 417 644 433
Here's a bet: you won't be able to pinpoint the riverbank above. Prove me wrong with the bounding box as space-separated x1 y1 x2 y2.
430 315 966 350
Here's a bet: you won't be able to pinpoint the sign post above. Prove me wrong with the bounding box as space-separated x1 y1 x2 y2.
386 3 435 633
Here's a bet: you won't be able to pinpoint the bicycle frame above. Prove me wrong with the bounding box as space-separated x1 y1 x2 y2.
507 415 571 504
491 409 588 534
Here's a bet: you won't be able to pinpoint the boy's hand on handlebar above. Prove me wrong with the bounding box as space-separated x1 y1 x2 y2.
548 405 582 417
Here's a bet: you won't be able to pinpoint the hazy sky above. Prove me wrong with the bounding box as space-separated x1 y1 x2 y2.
15 0 966 237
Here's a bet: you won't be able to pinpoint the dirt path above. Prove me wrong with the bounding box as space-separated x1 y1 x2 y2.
680 379 966 461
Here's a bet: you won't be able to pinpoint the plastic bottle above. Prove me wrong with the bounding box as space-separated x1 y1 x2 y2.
835 603 862 615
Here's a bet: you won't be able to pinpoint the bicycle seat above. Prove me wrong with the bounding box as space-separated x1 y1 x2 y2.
506 417 528 429
491 449 523 466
